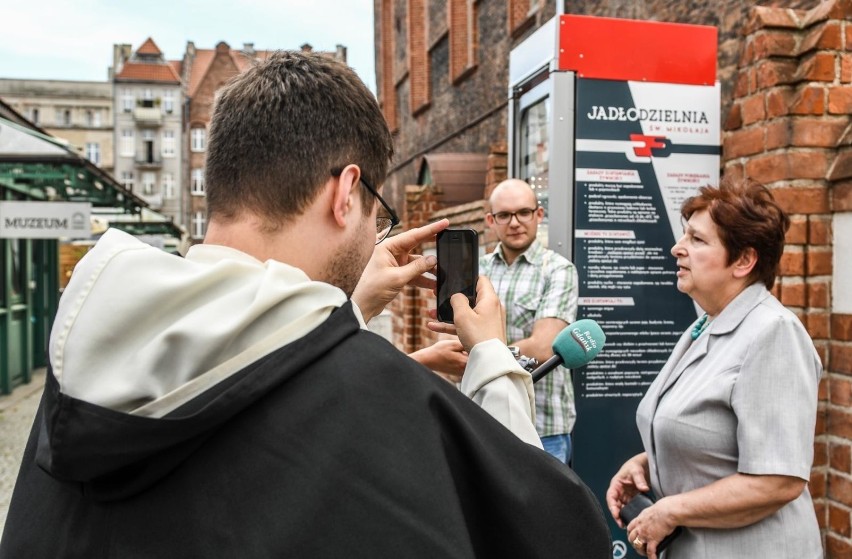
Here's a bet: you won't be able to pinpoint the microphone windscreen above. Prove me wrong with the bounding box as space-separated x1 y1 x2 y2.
552 319 605 369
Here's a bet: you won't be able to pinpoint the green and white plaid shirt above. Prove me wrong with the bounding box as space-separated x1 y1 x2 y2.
480 240 579 436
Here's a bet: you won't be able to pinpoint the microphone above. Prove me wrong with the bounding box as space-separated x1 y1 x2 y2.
531 319 606 383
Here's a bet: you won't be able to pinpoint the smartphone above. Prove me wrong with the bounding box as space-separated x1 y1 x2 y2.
436 228 478 323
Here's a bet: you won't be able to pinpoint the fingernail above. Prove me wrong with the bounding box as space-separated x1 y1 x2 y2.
424 255 436 266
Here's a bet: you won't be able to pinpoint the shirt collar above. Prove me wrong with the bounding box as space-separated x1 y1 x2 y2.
488 239 544 265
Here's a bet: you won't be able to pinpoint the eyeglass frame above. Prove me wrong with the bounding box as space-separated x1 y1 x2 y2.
488 207 540 225
330 168 400 244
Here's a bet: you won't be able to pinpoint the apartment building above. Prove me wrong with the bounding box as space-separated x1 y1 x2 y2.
180 41 347 241
112 38 184 226
0 78 114 173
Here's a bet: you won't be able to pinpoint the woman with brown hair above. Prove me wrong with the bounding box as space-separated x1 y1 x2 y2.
606 178 823 558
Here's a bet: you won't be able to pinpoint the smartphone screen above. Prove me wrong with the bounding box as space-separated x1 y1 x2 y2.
436 228 478 323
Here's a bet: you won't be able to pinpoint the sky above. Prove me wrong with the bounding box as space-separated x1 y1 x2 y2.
0 0 377 92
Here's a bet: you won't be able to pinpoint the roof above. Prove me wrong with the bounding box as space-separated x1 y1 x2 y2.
187 44 275 98
136 37 163 56
115 62 181 83
418 153 489 204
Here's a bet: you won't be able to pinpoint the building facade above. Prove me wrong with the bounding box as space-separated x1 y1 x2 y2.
179 42 348 241
112 38 184 226
0 79 114 174
375 0 852 556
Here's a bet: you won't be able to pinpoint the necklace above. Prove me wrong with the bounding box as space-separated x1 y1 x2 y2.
691 314 710 340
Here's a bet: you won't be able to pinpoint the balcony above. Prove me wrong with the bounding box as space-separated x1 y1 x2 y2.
135 154 163 169
133 107 162 127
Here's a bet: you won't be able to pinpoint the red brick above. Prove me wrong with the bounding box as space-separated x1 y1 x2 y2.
829 412 852 448
724 102 743 131
828 375 852 407
765 87 793 118
772 185 831 214
796 52 838 83
792 117 848 147
843 54 852 84
831 152 852 182
740 94 766 125
747 152 831 183
827 474 852 506
786 215 808 244
733 70 751 99
831 442 852 472
808 280 831 308
830 87 852 114
745 6 801 34
834 343 852 375
815 441 829 468
808 247 834 275
799 21 843 55
826 534 852 559
806 311 831 338
756 59 799 89
821 376 830 401
753 29 800 59
831 504 852 537
765 120 791 150
815 502 828 530
781 279 807 307
809 216 832 245
790 87 826 115
834 315 852 342
723 127 764 158
780 248 806 276
835 182 852 211
815 474 828 505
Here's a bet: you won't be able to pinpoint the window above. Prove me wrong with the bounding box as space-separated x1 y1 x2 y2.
161 130 176 157
120 129 135 157
192 211 206 239
191 127 206 152
30 107 39 124
85 142 100 165
191 168 205 195
93 110 101 127
121 171 134 191
449 0 478 83
162 172 175 199
122 89 134 112
142 172 156 195
63 109 71 126
86 110 94 127
163 91 174 114
142 88 154 108
55 108 64 125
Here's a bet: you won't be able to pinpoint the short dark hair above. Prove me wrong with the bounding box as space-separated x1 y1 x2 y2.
205 51 394 228
681 177 790 289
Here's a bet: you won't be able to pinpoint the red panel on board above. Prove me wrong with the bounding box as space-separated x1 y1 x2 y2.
558 14 717 85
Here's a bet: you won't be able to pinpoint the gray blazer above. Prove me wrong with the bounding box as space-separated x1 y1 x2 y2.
636 283 823 558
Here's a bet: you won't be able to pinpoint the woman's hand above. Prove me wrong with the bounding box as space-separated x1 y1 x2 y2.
626 497 678 559
605 452 650 528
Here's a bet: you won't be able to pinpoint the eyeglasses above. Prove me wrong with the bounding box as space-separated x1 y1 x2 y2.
359 176 400 244
490 207 538 225
330 168 399 244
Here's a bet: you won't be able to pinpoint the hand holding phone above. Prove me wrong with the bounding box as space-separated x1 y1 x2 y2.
436 228 478 323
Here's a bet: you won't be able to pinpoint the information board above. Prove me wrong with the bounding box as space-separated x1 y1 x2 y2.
571 77 720 558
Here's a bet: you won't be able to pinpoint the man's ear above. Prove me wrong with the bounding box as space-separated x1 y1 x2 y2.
485 212 495 228
733 247 757 279
535 205 545 223
331 165 361 228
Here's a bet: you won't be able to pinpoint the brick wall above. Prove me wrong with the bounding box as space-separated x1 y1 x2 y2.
722 1 851 555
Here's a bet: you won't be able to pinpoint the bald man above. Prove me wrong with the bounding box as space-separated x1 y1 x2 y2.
480 179 580 464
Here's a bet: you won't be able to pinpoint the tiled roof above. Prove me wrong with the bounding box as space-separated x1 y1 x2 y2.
137 37 162 56
169 60 183 79
115 62 181 83
187 45 275 98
